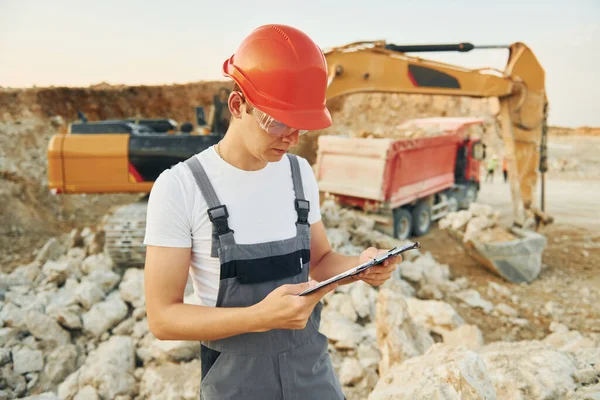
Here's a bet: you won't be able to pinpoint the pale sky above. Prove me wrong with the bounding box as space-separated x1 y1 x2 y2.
1 0 598 127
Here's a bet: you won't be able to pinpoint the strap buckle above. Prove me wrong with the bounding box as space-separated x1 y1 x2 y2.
295 199 310 225
207 205 233 235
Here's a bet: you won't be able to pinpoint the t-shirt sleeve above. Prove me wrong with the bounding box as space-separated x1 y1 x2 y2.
143 169 193 248
298 156 322 225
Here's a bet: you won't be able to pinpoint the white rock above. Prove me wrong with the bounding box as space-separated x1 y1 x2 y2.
13 347 44 374
385 276 416 298
5 291 36 308
487 282 512 298
481 341 579 399
496 303 518 317
84 269 120 293
8 262 41 286
73 385 99 400
319 310 365 350
65 247 87 269
442 324 485 350
46 305 83 329
42 344 78 385
139 359 202 400
327 228 351 250
132 318 149 339
42 260 72 284
455 289 494 313
80 253 113 275
132 306 146 321
75 281 106 310
376 286 434 377
58 369 79 400
148 339 201 362
21 393 58 400
357 341 381 370
0 302 26 329
0 327 19 347
47 284 78 309
350 280 377 320
463 216 495 243
574 368 599 385
369 344 497 400
119 268 145 308
82 292 128 337
406 298 465 336
35 238 65 264
0 348 10 366
469 203 494 218
113 317 135 335
329 292 358 322
549 321 569 334
75 336 136 399
24 310 71 346
543 330 596 351
339 357 365 386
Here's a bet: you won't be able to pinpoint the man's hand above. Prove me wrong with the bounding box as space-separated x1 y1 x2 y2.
252 280 337 332
351 246 402 287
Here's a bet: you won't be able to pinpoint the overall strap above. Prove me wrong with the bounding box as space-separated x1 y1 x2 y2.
287 154 310 231
184 156 235 257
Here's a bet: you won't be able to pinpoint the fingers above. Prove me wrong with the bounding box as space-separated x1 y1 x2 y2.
363 247 379 259
284 280 317 295
307 281 338 300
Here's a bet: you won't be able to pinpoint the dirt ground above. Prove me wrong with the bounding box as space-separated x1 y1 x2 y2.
420 223 600 344
419 160 600 343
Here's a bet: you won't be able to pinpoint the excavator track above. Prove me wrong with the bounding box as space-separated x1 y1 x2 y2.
102 199 149 268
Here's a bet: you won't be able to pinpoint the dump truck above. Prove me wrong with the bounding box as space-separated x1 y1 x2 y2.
315 117 486 240
47 39 552 283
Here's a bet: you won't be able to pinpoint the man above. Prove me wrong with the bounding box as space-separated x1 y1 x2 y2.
486 154 498 183
143 24 402 399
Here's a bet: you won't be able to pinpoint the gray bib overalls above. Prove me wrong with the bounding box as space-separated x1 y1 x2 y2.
185 153 345 400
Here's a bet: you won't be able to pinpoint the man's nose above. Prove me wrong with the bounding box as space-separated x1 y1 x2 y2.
282 130 300 146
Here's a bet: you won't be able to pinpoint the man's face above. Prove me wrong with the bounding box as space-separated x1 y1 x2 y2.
230 92 301 163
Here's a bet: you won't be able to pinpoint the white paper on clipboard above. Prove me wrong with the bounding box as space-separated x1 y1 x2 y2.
297 241 421 296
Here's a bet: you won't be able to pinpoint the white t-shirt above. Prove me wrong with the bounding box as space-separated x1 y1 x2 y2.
143 145 322 307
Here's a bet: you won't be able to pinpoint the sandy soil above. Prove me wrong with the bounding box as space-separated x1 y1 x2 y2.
420 165 600 343
477 178 600 231
419 223 600 344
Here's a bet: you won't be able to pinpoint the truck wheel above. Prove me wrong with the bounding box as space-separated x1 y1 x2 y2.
393 208 412 240
464 185 478 208
411 202 432 236
446 192 459 213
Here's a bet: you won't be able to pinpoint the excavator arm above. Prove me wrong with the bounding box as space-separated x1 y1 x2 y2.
322 41 550 229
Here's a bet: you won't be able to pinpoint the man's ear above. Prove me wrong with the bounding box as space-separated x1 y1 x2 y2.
228 92 244 118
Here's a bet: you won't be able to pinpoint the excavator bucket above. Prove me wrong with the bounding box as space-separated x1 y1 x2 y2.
463 227 547 283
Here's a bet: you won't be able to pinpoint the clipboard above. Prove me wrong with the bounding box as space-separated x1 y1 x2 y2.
297 241 421 296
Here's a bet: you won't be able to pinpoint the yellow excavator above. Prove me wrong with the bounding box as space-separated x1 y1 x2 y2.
47 40 552 282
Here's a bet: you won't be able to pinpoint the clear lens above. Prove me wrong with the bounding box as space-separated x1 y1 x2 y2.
252 107 308 137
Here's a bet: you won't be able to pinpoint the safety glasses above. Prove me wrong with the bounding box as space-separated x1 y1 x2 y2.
234 91 308 138
251 107 309 138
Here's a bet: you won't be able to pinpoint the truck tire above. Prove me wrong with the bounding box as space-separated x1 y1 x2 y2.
463 185 478 209
411 201 432 236
446 192 459 213
393 208 412 240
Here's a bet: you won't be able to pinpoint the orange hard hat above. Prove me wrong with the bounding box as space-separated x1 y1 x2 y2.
222 24 332 130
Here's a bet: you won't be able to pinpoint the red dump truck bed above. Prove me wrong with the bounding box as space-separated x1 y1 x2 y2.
315 133 462 210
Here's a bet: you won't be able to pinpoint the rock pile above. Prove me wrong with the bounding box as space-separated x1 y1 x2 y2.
320 200 600 400
0 201 598 400
439 202 516 243
0 227 201 400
